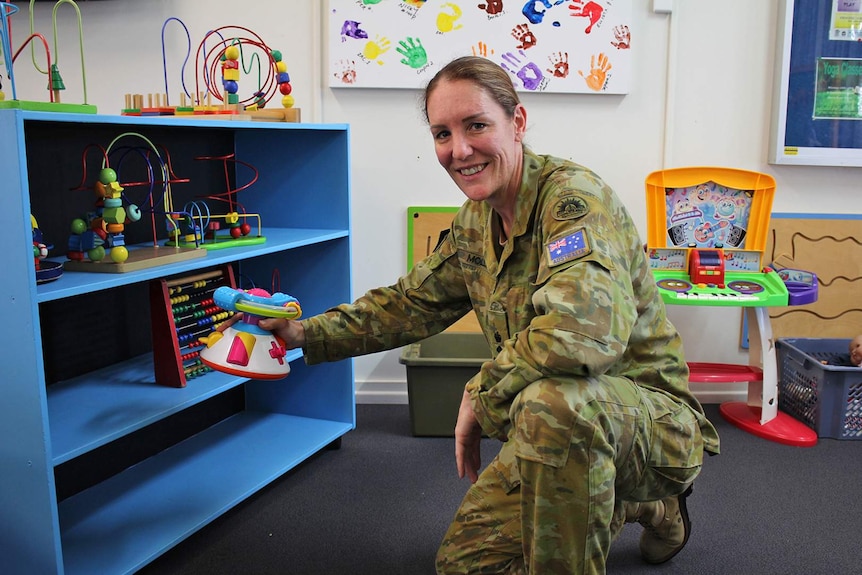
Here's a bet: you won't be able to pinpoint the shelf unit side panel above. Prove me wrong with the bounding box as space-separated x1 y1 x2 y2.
0 110 64 574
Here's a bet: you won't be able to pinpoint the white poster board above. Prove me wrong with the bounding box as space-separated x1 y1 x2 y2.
328 0 633 94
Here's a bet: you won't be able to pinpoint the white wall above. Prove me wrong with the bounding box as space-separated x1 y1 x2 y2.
11 1 857 403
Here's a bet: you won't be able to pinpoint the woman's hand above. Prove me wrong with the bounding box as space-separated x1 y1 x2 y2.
258 317 306 350
454 389 483 483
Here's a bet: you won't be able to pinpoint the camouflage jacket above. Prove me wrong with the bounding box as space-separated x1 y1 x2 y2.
303 148 720 454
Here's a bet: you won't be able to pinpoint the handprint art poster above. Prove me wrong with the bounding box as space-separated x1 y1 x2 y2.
329 0 633 94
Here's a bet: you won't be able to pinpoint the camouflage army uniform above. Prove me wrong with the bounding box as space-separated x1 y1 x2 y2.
302 148 720 575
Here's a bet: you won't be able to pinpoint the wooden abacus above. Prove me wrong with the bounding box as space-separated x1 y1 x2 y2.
150 265 237 387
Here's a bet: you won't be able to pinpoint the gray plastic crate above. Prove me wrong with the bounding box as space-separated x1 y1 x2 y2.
777 338 862 440
399 333 490 437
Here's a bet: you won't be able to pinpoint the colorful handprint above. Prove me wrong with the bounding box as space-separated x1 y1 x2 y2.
568 0 604 33
333 59 358 84
611 24 631 50
472 41 494 57
477 0 504 15
512 23 537 50
578 52 611 91
546 51 569 78
340 20 369 42
363 35 391 64
397 37 428 69
502 50 544 90
437 3 464 33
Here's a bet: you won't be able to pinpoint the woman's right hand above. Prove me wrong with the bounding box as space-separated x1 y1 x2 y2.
258 317 306 351
216 315 306 351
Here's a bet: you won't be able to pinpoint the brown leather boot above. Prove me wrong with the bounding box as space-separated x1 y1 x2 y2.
631 485 693 564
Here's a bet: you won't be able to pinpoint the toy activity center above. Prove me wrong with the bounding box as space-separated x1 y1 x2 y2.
644 167 821 447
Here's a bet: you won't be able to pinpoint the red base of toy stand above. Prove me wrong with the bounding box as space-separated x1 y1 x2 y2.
719 401 818 447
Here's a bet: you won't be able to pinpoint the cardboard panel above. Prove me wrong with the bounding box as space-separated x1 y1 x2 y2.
407 207 481 333
765 214 862 338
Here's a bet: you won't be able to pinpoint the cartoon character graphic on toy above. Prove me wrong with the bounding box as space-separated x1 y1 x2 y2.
850 335 862 368
199 286 302 380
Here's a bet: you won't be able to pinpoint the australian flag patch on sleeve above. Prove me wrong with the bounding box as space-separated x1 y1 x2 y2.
546 228 591 266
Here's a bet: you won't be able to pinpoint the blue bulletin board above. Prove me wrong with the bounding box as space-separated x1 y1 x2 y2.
770 0 862 166
328 0 633 94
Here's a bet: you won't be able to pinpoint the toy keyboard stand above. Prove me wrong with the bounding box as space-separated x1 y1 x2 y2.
718 307 817 447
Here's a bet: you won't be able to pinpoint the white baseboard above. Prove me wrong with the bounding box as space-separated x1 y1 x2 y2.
354 380 746 405
355 381 408 404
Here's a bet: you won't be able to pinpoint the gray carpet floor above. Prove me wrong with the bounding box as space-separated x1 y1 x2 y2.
140 403 862 574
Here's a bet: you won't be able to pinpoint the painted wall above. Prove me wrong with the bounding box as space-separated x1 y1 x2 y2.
11 1 858 403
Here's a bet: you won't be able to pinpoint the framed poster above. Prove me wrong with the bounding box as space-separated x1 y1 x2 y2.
770 0 862 166
328 0 633 94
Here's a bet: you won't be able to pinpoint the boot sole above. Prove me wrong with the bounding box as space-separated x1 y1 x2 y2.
643 484 693 565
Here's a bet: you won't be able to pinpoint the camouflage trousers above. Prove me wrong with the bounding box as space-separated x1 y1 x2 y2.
436 375 705 575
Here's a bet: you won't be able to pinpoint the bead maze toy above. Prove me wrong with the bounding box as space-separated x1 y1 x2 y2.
64 131 267 273
644 166 818 446
197 285 302 380
0 0 96 113
122 21 299 122
163 152 266 251
64 132 207 273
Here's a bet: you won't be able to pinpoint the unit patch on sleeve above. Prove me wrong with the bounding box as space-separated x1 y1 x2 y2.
553 195 590 220
546 228 591 266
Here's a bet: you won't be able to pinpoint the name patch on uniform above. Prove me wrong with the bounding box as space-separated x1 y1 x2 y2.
546 228 591 266
553 196 590 220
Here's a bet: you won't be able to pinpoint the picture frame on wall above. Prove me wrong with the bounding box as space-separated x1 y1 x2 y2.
770 0 862 166
327 0 633 95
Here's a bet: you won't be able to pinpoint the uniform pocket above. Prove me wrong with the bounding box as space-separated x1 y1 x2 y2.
645 393 704 492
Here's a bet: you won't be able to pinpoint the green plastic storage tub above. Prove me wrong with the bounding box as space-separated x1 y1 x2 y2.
399 333 490 436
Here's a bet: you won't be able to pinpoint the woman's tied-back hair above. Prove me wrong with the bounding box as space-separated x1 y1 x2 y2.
421 56 521 123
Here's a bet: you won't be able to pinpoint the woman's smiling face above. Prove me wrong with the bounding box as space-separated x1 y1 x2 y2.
426 78 526 207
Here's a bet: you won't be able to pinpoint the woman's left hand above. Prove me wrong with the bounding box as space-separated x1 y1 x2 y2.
454 389 483 483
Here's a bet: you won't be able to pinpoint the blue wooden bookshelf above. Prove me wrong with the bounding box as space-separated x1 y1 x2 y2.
0 110 355 574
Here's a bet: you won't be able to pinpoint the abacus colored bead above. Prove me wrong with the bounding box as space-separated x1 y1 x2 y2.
276 61 287 73
282 94 295 108
271 49 282 62
224 80 238 94
224 45 240 60
278 72 290 84
279 82 292 95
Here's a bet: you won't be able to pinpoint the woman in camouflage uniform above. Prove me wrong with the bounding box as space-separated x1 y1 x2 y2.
254 56 720 574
